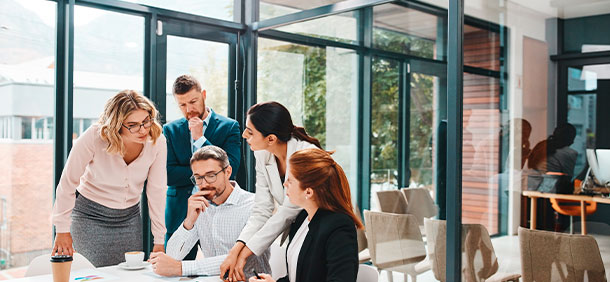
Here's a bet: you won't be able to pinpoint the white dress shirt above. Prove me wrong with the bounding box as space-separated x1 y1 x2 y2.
166 181 270 276
286 218 309 282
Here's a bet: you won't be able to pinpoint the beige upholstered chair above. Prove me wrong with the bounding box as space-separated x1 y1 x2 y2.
353 205 371 263
519 227 607 282
376 190 408 214
424 219 520 282
401 187 438 225
402 187 438 235
364 210 430 282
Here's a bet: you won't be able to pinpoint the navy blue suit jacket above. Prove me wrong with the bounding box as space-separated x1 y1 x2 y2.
163 110 241 239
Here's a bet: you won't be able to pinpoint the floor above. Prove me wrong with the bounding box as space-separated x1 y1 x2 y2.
378 224 610 282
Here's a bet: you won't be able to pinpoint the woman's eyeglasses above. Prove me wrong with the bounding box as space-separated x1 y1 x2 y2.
122 117 153 134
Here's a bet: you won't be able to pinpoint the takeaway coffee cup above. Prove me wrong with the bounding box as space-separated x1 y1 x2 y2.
124 251 144 267
50 255 73 282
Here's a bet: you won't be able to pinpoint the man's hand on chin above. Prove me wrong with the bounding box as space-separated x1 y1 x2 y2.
149 252 182 277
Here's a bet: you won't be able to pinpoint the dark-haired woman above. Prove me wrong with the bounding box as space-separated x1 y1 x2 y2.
249 148 362 282
220 101 322 281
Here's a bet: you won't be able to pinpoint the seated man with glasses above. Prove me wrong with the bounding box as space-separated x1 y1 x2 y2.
149 145 270 278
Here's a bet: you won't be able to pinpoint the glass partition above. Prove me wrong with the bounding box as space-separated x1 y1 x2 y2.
373 3 443 60
124 0 234 21
0 0 56 273
73 5 144 138
164 36 229 122
257 38 359 196
370 57 400 210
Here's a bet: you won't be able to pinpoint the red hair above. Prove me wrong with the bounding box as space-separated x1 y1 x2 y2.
289 148 363 229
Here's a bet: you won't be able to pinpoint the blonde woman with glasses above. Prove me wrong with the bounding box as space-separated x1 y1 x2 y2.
51 90 167 267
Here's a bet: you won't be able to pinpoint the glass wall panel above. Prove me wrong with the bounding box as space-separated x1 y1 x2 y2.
260 1 347 20
460 0 610 280
568 93 596 177
0 0 56 272
274 12 358 44
373 4 443 60
568 66 598 92
462 73 501 234
165 36 229 122
73 6 144 138
370 57 399 211
464 24 501 71
409 73 438 189
124 0 233 21
257 38 359 197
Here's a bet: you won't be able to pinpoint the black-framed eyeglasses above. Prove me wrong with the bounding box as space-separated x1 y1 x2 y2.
122 117 153 134
190 166 228 185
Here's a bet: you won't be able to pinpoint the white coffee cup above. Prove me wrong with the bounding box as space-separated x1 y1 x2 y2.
124 251 144 267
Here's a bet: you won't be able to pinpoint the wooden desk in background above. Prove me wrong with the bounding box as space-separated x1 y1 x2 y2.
522 190 610 235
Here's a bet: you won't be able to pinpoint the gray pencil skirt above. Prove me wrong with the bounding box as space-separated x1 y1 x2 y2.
71 194 143 267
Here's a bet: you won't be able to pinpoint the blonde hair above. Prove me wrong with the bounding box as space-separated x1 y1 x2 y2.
98 90 162 156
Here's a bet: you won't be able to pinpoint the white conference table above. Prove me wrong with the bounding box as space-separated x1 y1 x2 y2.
8 264 222 282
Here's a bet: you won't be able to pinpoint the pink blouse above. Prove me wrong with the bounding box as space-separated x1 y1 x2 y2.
51 125 167 244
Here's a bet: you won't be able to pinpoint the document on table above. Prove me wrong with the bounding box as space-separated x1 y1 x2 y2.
71 269 119 281
141 270 220 282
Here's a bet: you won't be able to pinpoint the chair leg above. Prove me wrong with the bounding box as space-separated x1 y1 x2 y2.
569 216 573 234
410 274 417 282
386 270 393 282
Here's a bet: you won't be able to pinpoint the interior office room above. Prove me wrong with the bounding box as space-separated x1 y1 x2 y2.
2 0 610 281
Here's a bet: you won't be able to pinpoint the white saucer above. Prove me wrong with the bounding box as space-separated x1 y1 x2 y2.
118 261 150 270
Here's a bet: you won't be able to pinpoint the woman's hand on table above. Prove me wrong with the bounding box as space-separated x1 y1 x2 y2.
232 246 253 282
52 232 74 256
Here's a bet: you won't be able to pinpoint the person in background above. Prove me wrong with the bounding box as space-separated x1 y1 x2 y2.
51 90 167 267
220 101 322 281
250 148 362 282
528 123 578 179
150 146 269 278
164 75 241 260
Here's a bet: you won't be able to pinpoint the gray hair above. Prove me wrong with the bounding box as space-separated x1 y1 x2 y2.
190 145 230 168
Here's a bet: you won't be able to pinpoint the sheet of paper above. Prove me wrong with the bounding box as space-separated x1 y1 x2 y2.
70 269 120 282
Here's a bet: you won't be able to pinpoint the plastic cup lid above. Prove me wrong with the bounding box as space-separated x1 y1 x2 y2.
50 255 73 262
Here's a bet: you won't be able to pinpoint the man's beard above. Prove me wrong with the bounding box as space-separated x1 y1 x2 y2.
187 110 204 120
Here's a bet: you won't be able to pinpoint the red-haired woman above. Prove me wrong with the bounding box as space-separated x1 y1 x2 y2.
249 148 363 282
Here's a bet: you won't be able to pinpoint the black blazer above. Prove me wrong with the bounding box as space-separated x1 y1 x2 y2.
278 209 358 282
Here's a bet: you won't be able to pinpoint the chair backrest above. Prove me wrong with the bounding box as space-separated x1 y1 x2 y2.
364 211 426 269
269 242 287 280
25 253 95 277
519 227 607 282
401 187 438 225
550 198 597 216
375 190 408 214
424 219 499 282
353 205 368 252
356 264 379 282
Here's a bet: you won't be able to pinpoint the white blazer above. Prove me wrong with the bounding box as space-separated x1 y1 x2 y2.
237 138 317 256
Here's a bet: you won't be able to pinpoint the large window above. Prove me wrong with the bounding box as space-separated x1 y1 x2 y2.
257 38 359 196
164 36 229 122
73 5 144 138
0 0 56 271
370 57 400 210
373 4 443 60
125 0 234 21
409 72 438 189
